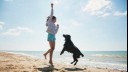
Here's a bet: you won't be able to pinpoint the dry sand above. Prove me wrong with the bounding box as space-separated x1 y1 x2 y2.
0 52 127 72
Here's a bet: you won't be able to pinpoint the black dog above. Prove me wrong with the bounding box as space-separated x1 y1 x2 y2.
60 34 84 65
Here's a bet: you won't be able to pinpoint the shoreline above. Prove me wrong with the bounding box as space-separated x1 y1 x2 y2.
0 51 127 72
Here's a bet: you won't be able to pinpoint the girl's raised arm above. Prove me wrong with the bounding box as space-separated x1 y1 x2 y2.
48 3 54 22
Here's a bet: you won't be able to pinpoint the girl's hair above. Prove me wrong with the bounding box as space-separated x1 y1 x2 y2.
52 16 56 20
46 16 56 26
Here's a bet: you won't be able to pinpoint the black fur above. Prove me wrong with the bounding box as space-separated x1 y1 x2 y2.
60 34 84 65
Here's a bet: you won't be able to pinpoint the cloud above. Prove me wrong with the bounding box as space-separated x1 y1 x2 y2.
0 21 5 29
113 11 127 16
82 0 112 16
101 12 111 17
2 27 32 36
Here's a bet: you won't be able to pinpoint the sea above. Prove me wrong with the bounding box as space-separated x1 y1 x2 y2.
1 51 127 71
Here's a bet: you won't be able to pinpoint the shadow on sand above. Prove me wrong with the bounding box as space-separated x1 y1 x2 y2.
65 67 85 71
36 66 60 72
36 66 86 72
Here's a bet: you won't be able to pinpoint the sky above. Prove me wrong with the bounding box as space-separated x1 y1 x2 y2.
0 0 127 51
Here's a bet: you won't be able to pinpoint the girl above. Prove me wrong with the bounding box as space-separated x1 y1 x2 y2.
44 3 59 66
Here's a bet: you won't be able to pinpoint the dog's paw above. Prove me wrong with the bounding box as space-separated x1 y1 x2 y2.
71 62 73 64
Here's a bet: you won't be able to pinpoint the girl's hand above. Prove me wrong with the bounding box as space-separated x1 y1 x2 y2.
57 24 59 28
51 3 53 8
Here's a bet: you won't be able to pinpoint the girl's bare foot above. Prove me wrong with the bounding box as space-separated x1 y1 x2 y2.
43 54 47 59
49 61 54 67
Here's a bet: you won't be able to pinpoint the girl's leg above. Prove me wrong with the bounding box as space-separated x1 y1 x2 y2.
43 49 51 59
49 41 55 66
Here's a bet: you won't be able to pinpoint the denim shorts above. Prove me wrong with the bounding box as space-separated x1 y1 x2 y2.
47 33 56 41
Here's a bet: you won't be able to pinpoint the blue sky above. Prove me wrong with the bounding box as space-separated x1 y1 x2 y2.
0 0 127 51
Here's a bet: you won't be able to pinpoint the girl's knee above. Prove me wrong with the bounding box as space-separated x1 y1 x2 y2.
51 47 55 51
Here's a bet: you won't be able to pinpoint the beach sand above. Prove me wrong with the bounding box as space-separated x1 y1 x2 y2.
0 52 127 72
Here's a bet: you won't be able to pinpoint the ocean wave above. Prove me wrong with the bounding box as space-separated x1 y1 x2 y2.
91 54 127 58
83 61 127 71
2 51 40 59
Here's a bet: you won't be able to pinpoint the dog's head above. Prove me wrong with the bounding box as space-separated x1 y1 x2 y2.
63 34 71 40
